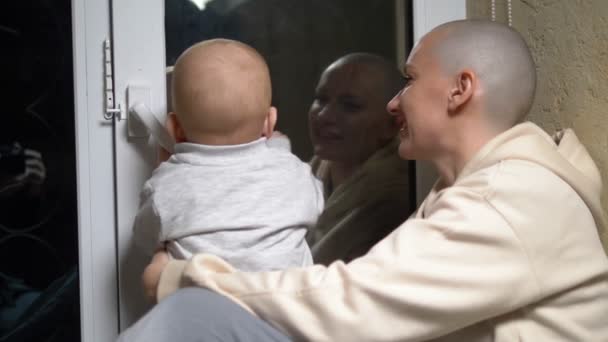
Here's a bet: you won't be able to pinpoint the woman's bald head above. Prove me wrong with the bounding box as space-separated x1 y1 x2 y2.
430 20 536 129
329 53 404 104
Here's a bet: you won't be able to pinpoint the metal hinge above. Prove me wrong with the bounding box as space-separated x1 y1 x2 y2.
103 39 122 120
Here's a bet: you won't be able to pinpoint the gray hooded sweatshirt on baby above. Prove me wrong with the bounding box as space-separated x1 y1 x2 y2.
133 137 324 271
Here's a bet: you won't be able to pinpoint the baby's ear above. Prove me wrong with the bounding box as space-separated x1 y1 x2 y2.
262 106 278 137
166 112 187 143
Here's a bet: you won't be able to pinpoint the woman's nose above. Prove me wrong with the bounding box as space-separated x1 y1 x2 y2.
386 94 400 116
315 105 336 122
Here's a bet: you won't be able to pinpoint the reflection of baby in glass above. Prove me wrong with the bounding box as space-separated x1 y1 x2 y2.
133 39 323 271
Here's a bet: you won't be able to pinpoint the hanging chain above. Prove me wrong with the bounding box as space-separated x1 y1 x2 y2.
490 0 513 27
507 0 513 26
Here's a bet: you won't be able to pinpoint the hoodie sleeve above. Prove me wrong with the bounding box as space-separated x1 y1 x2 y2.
157 187 541 341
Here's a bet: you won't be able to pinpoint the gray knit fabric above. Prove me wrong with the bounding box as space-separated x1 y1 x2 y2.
116 288 293 342
133 137 323 271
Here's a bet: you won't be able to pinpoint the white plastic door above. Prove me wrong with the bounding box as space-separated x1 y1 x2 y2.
110 0 168 330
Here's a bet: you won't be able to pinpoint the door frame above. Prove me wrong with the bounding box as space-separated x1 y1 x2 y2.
110 0 167 330
72 0 119 341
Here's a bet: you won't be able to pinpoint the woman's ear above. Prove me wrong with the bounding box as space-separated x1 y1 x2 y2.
262 106 278 137
447 69 475 114
166 112 187 143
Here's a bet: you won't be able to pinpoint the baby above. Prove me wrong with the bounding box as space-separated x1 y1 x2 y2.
133 39 323 271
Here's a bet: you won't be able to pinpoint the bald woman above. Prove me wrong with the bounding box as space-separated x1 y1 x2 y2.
132 39 323 272
122 21 608 342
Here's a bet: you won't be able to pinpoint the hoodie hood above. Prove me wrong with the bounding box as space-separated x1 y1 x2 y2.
458 122 607 251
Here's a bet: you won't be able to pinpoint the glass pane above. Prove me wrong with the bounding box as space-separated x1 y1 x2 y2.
0 1 80 341
165 0 406 160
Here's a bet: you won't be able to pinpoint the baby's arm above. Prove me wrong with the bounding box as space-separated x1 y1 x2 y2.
133 184 164 256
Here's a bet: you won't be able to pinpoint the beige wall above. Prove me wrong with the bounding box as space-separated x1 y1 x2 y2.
468 0 608 214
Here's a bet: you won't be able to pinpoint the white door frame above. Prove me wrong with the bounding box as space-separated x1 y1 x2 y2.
72 0 119 341
111 0 167 330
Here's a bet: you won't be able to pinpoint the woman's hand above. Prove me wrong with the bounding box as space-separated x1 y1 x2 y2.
142 248 170 303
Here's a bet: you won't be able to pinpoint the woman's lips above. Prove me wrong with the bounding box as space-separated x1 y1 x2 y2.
315 129 343 140
394 116 408 137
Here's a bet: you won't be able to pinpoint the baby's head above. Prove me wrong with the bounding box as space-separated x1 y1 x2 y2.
169 39 276 145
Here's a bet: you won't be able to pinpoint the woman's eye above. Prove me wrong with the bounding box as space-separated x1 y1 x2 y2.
402 75 413 85
314 95 328 105
342 101 362 112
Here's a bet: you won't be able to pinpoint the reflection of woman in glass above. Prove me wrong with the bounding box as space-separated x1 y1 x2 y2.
0 142 46 200
307 53 414 264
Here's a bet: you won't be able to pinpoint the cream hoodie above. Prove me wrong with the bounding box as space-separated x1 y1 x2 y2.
157 122 608 341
